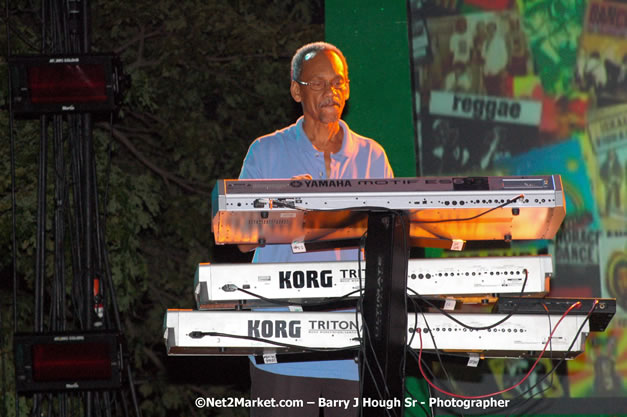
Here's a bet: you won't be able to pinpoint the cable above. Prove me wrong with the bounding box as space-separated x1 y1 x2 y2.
415 300 594 401
0 309 5 417
353 229 396 417
102 114 114 243
53 115 67 332
355 213 404 417
361 316 400 417
360 320 400 417
359 210 411 417
34 116 48 333
453 311 559 417
410 195 525 224
6 6 20 412
363 208 409 415
494 304 593 412
188 330 360 352
356 232 367 417
6 3 140 415
263 196 525 255
428 302 594 417
399 213 410 397
407 296 459 396
69 115 86 329
263 194 525 226
356 209 423 417
407 295 466 417
229 286 361 307
404 387 432 417
406 268 529 331
522 303 556 399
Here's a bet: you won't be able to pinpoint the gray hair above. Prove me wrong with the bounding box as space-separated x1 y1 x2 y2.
290 41 348 81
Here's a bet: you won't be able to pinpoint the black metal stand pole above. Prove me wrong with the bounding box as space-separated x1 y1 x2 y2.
361 211 410 417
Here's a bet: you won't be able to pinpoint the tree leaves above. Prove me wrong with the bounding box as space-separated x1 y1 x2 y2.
1 0 322 415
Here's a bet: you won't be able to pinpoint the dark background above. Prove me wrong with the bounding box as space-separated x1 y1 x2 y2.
1 0 324 415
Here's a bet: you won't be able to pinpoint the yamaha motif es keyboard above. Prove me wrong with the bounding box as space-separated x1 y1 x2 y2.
164 309 590 359
194 255 552 308
211 175 566 245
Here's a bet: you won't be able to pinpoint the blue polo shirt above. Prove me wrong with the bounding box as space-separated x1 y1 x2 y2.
239 117 393 380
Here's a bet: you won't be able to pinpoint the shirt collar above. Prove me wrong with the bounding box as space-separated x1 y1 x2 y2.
295 116 353 160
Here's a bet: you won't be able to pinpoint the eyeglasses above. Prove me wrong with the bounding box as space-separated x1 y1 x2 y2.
295 77 349 91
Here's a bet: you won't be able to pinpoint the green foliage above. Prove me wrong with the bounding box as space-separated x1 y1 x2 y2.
1 0 323 415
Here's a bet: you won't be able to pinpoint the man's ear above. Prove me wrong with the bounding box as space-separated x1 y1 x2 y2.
290 80 302 103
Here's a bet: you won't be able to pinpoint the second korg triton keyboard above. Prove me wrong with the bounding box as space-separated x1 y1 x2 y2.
164 309 591 359
194 255 552 308
211 175 566 245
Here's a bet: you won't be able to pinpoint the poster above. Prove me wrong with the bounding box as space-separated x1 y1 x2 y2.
421 90 542 175
512 74 589 143
600 232 627 315
417 10 534 97
575 0 627 106
587 103 627 230
517 0 587 95
407 1 627 411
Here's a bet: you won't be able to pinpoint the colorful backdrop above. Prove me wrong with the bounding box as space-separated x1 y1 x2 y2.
327 0 626 415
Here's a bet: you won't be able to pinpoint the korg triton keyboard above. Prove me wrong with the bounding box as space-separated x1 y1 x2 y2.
164 309 591 359
211 175 566 245
194 255 552 308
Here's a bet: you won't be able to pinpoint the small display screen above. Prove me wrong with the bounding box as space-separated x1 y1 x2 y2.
32 342 112 381
28 64 107 103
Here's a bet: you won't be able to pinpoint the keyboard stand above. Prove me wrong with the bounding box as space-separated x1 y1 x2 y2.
362 211 410 417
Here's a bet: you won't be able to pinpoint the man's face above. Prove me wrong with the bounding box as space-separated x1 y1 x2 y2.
291 50 349 125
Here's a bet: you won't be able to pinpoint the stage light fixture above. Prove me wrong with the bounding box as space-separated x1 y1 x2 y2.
8 54 127 115
14 331 123 392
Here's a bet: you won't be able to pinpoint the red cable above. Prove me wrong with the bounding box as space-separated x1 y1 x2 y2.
417 299 597 399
